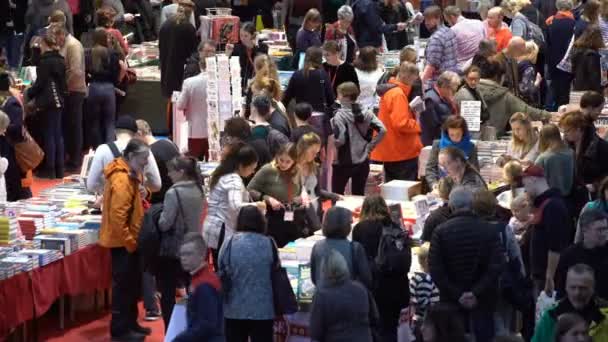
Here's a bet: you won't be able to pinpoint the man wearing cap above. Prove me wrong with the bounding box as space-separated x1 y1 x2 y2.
86 115 161 195
521 165 573 298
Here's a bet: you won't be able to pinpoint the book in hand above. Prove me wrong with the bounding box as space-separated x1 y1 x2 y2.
409 96 425 114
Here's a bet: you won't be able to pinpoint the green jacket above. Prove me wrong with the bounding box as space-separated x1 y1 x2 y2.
532 298 608 342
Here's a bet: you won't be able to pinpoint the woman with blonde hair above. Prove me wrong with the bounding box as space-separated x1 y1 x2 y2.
498 112 540 166
250 77 291 137
518 41 542 106
535 123 575 196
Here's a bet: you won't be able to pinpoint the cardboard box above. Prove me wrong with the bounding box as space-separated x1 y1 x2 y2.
380 180 422 202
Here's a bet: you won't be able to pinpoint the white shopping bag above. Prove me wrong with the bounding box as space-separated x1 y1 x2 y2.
164 301 188 342
535 291 556 324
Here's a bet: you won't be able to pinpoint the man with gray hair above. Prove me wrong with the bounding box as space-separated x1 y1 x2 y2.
420 70 461 145
555 208 608 300
324 5 357 63
429 186 503 342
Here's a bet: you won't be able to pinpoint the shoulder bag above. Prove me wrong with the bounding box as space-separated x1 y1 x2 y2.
270 237 298 315
1 98 44 172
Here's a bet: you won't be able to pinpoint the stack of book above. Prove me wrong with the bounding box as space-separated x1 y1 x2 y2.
33 234 76 256
477 140 509 183
18 249 63 266
0 255 37 272
0 262 18 280
17 217 44 240
0 216 20 245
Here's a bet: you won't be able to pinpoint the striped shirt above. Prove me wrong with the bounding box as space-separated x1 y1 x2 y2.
202 173 250 249
425 26 459 83
409 271 440 321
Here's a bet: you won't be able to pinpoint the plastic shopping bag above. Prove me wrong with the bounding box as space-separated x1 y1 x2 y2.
397 307 415 342
535 291 556 324
164 301 187 342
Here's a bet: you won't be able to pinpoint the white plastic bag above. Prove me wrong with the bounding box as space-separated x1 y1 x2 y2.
535 291 556 324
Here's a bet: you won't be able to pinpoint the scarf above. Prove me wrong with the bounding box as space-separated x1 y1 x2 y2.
433 85 459 115
439 131 474 158
546 11 575 25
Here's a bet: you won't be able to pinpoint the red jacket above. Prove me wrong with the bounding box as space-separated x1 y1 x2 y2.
371 78 422 162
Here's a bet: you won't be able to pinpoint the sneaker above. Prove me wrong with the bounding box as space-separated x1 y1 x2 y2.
144 311 161 321
132 324 152 336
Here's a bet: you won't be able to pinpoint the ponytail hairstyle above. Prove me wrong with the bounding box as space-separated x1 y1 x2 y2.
168 155 205 196
209 141 258 189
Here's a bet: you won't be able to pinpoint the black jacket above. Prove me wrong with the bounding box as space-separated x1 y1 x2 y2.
421 203 451 242
555 243 608 300
84 48 121 85
183 52 201 80
529 188 573 280
571 48 602 92
421 87 455 147
379 1 410 50
352 0 397 48
0 96 32 201
159 18 197 98
322 62 360 96
546 15 576 69
568 125 608 188
282 69 336 114
429 210 504 309
27 50 67 111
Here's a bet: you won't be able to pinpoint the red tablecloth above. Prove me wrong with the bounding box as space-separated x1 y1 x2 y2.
0 244 111 337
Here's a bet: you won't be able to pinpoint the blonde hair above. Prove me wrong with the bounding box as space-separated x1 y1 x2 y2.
302 8 322 29
253 54 279 85
509 112 538 159
251 77 282 101
501 0 522 16
136 119 152 136
538 123 567 152
503 160 523 185
296 132 321 176
511 193 530 211
416 243 431 272
521 40 539 64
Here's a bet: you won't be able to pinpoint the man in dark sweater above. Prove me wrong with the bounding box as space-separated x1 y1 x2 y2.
429 186 503 342
555 208 608 300
522 165 573 297
174 232 224 342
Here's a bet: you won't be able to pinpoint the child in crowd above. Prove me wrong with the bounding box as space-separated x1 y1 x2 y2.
291 102 319 143
173 232 223 342
508 193 533 238
409 243 440 330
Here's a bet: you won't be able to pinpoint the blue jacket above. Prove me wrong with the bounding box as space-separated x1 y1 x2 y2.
352 0 397 48
420 87 455 146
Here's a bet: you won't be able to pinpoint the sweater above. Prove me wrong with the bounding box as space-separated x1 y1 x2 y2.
534 148 575 197
27 51 67 111
247 163 301 204
158 181 204 258
60 34 86 94
295 28 322 55
309 280 377 342
322 62 360 95
310 238 372 290
424 139 479 189
555 243 608 300
173 266 224 342
282 69 336 114
331 103 386 166
86 138 162 194
429 210 503 309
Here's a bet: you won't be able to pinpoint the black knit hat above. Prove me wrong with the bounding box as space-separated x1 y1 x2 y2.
115 115 138 133
0 73 10 92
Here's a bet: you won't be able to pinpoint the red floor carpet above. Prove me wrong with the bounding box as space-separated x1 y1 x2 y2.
27 178 167 341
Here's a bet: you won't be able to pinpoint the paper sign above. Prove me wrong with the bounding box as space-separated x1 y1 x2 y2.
460 101 481 132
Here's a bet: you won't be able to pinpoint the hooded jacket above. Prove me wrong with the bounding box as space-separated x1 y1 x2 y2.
370 78 422 162
331 103 386 166
99 158 144 252
476 78 551 137
420 87 457 147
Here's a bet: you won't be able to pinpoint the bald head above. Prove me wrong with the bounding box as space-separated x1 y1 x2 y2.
507 36 526 56
487 7 504 28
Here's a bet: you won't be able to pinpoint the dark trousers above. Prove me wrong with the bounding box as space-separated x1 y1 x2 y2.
468 309 496 342
86 82 116 149
332 162 370 195
549 68 572 110
110 247 142 336
142 270 158 313
225 318 274 342
383 158 418 182
156 257 184 331
63 91 85 169
0 31 24 69
188 138 209 161
211 225 226 272
42 108 65 177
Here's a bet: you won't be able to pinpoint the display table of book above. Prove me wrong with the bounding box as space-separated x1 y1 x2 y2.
0 179 108 338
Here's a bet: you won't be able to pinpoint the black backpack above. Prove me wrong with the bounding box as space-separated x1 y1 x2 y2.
496 222 534 311
138 203 164 273
374 222 412 276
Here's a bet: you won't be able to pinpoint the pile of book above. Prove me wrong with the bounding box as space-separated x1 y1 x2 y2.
477 140 509 183
0 216 21 245
18 217 44 240
17 249 64 267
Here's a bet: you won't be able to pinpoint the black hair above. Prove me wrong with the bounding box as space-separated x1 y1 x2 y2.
224 117 252 140
322 206 353 239
122 138 150 160
209 141 258 189
294 102 313 121
241 22 256 36
168 155 205 196
236 205 267 233
580 91 605 109
252 95 272 119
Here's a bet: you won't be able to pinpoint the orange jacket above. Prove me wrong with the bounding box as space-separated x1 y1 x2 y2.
99 158 144 252
371 78 422 162
493 28 512 52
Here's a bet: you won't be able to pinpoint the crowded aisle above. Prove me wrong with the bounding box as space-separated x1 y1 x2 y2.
1 0 608 341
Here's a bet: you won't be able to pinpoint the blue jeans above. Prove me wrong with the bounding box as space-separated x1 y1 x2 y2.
86 82 116 149
42 108 65 177
0 31 24 70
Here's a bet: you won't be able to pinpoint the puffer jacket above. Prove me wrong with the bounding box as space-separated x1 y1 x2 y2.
428 210 504 310
476 78 551 137
99 158 144 252
370 78 422 162
420 87 457 146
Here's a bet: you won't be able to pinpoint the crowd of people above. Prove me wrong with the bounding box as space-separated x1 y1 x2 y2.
2 0 608 341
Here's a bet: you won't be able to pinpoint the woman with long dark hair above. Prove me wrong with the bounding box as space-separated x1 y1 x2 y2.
225 22 270 92
203 142 261 268
571 25 605 93
156 156 205 331
85 27 121 149
26 25 67 179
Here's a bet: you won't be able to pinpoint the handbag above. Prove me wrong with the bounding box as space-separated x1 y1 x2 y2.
269 237 298 315
1 98 44 172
